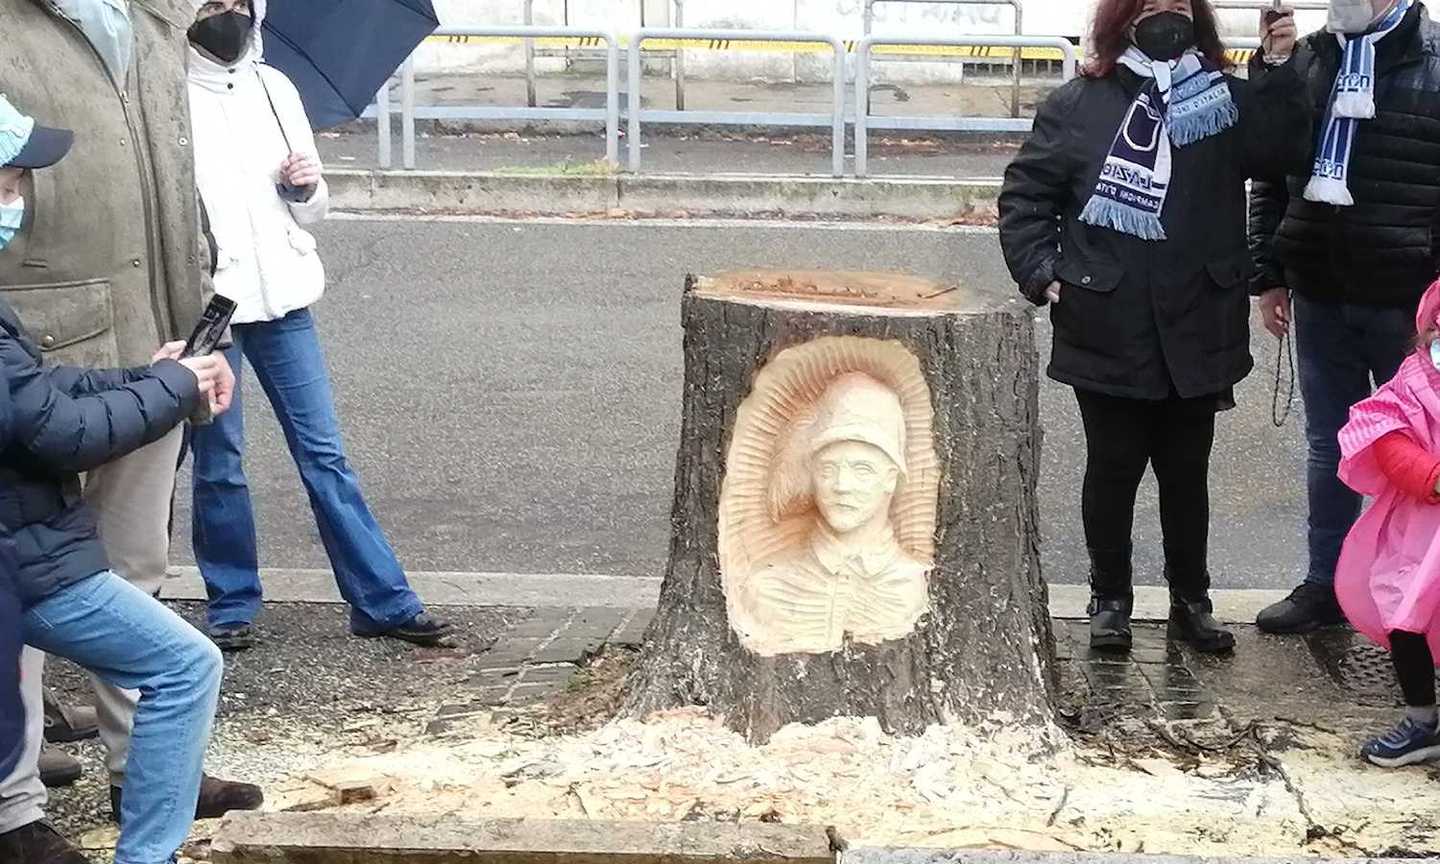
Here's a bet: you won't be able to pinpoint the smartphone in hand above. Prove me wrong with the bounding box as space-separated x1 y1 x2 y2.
182 295 237 359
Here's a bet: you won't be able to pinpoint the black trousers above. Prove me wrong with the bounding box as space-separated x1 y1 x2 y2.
1074 389 1219 599
1392 631 1437 708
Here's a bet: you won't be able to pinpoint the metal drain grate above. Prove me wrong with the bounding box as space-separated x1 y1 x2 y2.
1308 631 1440 703
1334 643 1400 699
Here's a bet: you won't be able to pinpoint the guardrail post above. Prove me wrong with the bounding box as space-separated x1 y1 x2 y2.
674 0 687 111
377 77 393 170
606 35 621 167
628 32 644 172
855 39 871 178
830 37 845 178
401 56 417 170
1010 0 1023 119
524 0 538 108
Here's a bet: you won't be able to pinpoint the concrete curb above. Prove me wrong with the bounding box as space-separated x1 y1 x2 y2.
842 849 1435 864
328 168 1003 221
159 567 1286 624
161 567 659 610
206 815 1434 864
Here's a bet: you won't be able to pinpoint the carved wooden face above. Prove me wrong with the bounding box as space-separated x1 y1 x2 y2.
813 441 900 535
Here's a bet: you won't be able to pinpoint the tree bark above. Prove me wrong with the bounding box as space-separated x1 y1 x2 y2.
624 271 1056 742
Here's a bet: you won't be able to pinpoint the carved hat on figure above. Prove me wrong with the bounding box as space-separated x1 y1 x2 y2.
809 373 908 475
768 372 909 523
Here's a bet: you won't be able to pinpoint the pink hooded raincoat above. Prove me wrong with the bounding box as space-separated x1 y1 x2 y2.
1335 283 1440 661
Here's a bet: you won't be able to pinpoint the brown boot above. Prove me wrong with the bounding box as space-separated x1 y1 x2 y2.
111 773 265 822
42 690 98 743
0 822 88 864
38 746 81 788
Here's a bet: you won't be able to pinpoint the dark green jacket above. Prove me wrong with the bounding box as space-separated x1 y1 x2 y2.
0 0 208 368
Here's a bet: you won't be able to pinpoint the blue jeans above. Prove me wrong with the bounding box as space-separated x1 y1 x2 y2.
1294 295 1414 586
190 308 423 631
23 572 221 864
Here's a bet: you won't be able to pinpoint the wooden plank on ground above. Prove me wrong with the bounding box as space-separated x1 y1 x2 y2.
211 813 838 864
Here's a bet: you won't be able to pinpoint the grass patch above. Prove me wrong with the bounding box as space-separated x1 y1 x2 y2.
492 159 615 177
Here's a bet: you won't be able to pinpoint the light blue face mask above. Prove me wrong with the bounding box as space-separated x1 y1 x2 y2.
1430 338 1440 371
0 196 23 251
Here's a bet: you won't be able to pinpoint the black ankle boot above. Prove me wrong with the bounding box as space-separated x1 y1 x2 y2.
1088 545 1134 652
1089 594 1134 652
1168 596 1235 654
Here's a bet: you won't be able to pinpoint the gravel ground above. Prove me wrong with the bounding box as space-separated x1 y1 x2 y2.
39 601 519 861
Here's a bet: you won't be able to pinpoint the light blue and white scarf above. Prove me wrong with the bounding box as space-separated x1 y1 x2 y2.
1079 48 1238 240
1305 0 1412 205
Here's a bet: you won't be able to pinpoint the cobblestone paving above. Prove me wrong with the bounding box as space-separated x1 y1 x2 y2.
461 611 1226 725
460 610 1434 729
465 606 656 708
1056 620 1221 722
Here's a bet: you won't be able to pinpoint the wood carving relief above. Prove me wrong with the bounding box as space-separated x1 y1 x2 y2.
719 336 940 657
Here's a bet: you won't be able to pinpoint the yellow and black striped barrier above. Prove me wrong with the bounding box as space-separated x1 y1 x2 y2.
424 34 1068 59
423 33 1257 65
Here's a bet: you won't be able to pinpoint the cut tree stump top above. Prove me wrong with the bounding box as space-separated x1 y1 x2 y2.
692 271 996 315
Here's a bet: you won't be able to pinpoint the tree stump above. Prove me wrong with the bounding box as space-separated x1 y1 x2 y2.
624 271 1057 742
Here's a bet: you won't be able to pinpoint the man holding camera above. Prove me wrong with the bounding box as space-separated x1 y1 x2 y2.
0 1 260 860
1250 0 1440 633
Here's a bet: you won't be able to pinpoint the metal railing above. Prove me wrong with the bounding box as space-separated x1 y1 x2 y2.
375 25 621 170
853 34 1077 177
375 26 1080 176
1211 0 1325 7
864 0 1026 117
627 29 848 177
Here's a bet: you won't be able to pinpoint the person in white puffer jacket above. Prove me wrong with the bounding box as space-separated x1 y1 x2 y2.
187 0 452 650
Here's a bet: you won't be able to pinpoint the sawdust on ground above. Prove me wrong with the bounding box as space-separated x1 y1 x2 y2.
256 703 1439 859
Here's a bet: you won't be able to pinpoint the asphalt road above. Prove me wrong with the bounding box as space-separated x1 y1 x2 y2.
170 217 1309 590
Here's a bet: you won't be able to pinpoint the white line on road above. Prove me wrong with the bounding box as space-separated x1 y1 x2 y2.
329 211 1002 234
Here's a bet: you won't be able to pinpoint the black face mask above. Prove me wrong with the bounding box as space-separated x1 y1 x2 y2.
1133 11 1195 62
188 10 253 65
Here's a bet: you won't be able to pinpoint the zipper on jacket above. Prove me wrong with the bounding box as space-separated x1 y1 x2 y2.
52 7 171 346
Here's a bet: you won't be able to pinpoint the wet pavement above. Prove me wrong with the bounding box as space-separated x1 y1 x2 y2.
324 70 1041 176
1058 621 1439 729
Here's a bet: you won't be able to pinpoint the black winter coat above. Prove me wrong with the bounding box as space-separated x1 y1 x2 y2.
1250 5 1440 308
999 59 1312 400
0 297 199 606
0 372 22 782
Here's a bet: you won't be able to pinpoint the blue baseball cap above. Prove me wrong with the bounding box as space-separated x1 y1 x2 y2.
0 94 73 170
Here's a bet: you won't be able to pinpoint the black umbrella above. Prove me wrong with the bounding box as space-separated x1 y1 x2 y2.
261 0 440 130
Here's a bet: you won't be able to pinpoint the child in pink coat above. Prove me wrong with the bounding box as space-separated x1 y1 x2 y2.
1336 279 1440 768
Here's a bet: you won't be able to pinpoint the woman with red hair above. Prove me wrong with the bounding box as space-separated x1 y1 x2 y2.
999 0 1311 655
